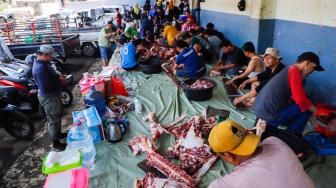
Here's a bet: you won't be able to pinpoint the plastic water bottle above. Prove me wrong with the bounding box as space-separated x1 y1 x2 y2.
84 84 107 121
67 118 96 170
134 97 142 114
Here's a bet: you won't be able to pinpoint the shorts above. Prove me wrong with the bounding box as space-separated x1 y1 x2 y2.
176 68 190 78
99 46 113 59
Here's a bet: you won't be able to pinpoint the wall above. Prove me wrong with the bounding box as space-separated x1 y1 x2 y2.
193 0 336 106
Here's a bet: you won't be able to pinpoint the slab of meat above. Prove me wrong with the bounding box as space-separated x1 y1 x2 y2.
143 112 157 123
129 136 157 155
134 173 192 188
209 70 221 77
146 152 196 187
182 79 214 89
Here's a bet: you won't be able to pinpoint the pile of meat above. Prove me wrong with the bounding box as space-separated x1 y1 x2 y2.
182 79 215 89
140 46 177 62
129 112 219 188
161 56 177 73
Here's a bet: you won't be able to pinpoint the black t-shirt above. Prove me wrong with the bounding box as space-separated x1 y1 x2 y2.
143 4 151 11
256 62 286 93
220 45 248 67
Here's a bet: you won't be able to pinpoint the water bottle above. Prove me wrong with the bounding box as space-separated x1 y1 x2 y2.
67 118 96 170
84 84 107 121
134 97 142 114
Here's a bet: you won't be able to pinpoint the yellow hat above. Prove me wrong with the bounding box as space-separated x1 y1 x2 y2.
208 120 260 156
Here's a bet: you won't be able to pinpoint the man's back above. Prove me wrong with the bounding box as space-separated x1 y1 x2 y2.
208 137 315 188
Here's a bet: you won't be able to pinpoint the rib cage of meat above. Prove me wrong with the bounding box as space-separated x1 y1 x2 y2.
134 113 218 187
146 152 196 187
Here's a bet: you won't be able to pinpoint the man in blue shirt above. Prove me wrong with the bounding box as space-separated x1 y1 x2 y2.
172 40 206 78
32 45 67 150
120 35 155 70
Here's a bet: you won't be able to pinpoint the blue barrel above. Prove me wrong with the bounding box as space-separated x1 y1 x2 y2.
179 15 187 22
84 84 107 121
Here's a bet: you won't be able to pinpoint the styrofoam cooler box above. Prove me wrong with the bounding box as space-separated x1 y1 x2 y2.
72 107 105 144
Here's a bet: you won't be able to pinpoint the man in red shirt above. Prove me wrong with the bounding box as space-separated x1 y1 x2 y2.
115 8 122 29
185 10 194 22
254 52 326 134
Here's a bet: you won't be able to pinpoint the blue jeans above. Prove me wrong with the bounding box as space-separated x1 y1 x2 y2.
38 94 62 140
266 103 312 133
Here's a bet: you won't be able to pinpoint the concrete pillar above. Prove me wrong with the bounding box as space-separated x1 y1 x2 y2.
248 0 277 53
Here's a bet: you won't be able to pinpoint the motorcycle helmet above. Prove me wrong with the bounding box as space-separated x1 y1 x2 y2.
25 54 37 67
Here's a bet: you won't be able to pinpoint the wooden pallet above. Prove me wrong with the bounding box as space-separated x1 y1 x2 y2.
137 159 167 178
222 78 246 110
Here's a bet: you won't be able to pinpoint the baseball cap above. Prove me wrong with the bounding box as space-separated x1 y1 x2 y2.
297 52 324 71
262 47 282 60
208 120 260 156
38 45 58 57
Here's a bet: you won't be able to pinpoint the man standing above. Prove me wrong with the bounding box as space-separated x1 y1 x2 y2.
115 8 122 29
233 47 285 106
208 120 315 188
33 45 67 150
98 21 117 67
214 39 248 75
254 52 326 134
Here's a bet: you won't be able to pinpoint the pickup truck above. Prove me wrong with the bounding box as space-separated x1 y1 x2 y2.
2 18 80 59
67 25 118 57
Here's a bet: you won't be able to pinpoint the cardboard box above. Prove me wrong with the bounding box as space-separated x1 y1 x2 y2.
72 107 105 144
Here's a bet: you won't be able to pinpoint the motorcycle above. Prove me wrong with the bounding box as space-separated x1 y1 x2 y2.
0 55 73 86
0 66 73 110
0 89 35 139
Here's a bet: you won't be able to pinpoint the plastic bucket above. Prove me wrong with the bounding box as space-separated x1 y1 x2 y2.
139 56 162 74
79 76 105 97
181 78 216 101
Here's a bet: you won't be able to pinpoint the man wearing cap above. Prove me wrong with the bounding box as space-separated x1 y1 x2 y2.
208 120 314 188
254 52 326 134
32 45 67 150
98 21 118 67
214 39 248 74
233 47 285 107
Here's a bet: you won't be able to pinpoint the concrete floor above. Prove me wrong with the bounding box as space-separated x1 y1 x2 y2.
0 55 99 188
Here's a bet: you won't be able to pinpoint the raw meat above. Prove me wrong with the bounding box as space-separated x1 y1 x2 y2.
146 152 196 187
129 136 157 155
134 173 192 188
183 79 214 89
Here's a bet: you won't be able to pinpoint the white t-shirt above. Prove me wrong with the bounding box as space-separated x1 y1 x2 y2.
208 137 315 188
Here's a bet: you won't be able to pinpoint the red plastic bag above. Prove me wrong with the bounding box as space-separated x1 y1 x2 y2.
111 76 129 96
